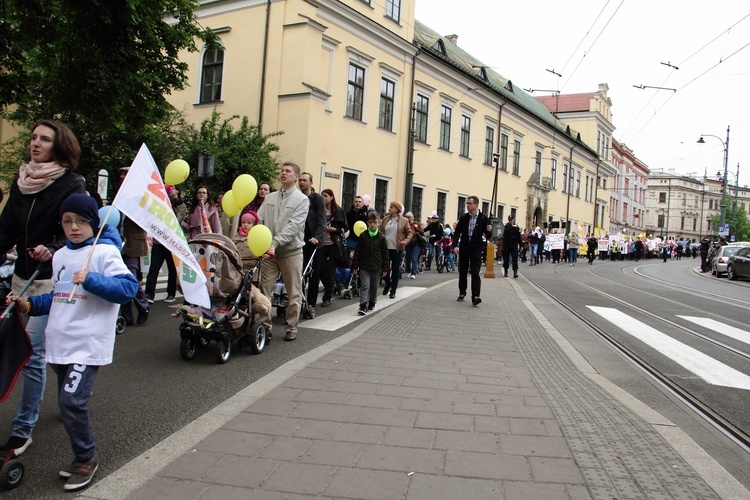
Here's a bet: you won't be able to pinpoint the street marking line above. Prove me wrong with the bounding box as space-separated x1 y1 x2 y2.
677 316 750 347
587 306 750 390
303 286 426 331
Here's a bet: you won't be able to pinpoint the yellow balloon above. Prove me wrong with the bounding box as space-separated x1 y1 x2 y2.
222 190 241 217
232 174 258 207
353 220 367 236
248 224 273 256
164 159 190 185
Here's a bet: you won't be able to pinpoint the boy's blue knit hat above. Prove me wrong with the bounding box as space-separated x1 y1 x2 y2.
60 193 100 230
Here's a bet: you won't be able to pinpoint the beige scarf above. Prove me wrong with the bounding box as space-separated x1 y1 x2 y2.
17 160 68 195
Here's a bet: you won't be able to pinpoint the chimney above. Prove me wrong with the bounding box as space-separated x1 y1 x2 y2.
446 34 458 45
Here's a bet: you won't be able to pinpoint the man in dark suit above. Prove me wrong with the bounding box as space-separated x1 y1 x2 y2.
502 215 522 278
452 195 492 306
298 172 326 318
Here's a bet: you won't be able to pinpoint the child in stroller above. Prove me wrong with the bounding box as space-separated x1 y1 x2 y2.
175 233 269 364
333 249 359 300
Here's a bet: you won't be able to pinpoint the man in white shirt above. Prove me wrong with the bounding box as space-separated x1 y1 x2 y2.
257 162 309 341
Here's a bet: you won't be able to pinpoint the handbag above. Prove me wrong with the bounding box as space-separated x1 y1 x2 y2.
334 234 349 267
417 232 429 245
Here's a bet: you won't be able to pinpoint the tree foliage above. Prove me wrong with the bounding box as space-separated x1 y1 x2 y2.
0 0 218 181
709 203 750 242
183 110 282 198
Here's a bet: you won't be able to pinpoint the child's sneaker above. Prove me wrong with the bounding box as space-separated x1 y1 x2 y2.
357 304 367 316
64 454 99 491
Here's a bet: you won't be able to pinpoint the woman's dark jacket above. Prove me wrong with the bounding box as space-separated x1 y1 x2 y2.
0 171 86 280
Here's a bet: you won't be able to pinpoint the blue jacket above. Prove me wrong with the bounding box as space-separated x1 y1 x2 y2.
29 225 138 315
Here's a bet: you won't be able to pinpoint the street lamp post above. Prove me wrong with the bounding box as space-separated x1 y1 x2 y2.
697 125 730 228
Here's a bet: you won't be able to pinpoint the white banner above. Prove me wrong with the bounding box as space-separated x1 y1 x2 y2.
113 144 210 308
547 233 564 250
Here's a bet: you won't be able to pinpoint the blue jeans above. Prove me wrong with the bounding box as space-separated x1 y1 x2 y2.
51 364 99 462
10 313 48 439
406 243 423 275
569 248 578 263
529 244 538 264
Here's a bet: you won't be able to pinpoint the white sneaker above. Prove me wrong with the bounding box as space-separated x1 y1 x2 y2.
410 274 416 279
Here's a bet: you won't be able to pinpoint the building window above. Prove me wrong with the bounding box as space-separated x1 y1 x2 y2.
460 115 471 157
439 105 452 150
500 133 509 171
658 192 667 203
457 195 467 221
378 77 395 130
374 178 389 213
346 63 365 121
551 159 557 189
562 164 568 193
682 193 687 206
411 186 423 220
481 201 490 215
385 0 401 22
535 150 542 174
200 48 224 103
569 167 574 195
436 191 447 223
415 94 428 143
680 217 685 230
576 171 581 198
657 214 665 228
512 140 521 175
497 205 504 221
484 126 494 165
341 171 359 211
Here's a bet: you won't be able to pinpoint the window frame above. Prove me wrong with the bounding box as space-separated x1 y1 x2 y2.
415 94 429 143
385 0 401 23
484 126 494 165
346 63 366 121
512 139 521 176
500 133 509 172
378 77 395 131
551 158 557 189
199 47 225 104
439 105 452 151
459 115 471 158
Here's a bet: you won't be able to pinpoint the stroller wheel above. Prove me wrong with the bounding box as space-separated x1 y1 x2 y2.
179 338 197 361
215 336 231 364
249 323 268 354
115 316 127 335
0 458 24 490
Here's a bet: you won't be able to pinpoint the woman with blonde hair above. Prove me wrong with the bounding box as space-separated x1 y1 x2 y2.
380 201 413 299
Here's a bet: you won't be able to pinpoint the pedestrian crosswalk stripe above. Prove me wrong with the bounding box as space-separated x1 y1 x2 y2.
677 316 750 347
587 306 750 390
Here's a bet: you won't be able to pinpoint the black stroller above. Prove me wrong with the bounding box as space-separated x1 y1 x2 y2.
176 234 268 364
271 248 317 319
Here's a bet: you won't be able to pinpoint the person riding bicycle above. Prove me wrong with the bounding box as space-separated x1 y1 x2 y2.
435 228 455 271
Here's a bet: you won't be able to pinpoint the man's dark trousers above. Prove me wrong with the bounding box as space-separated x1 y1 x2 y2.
458 246 483 298
502 245 518 273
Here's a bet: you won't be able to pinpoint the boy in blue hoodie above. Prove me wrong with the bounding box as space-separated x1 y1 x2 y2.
7 193 137 491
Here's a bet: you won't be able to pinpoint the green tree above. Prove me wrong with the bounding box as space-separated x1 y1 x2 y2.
709 203 750 241
0 0 218 181
183 110 282 200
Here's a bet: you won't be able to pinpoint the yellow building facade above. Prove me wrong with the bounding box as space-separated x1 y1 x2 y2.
169 0 610 233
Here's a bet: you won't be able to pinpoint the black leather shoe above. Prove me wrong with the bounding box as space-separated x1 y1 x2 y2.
136 308 149 325
389 291 396 299
457 294 466 301
472 297 482 306
382 286 390 296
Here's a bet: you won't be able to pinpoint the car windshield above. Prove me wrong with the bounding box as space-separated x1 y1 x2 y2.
724 247 741 256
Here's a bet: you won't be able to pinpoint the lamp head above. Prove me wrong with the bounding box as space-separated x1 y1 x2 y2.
697 137 705 144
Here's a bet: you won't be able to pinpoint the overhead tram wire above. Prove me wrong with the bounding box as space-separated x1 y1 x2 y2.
561 0 625 92
557 0 612 77
621 12 750 143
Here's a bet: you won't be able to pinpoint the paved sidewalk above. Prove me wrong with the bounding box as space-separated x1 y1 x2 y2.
83 275 747 499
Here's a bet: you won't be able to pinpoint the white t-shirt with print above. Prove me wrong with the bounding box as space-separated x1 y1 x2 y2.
44 244 130 366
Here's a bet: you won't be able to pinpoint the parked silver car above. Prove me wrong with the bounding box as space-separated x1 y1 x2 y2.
712 242 750 277
727 246 750 281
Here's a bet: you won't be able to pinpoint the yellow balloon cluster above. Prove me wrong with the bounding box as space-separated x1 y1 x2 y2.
220 173 259 216
353 220 367 236
164 159 189 185
247 224 273 255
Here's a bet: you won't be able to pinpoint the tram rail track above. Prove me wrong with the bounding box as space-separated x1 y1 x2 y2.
523 263 750 454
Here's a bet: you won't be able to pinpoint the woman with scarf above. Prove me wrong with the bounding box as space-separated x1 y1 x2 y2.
182 185 221 239
0 120 86 456
380 201 413 299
